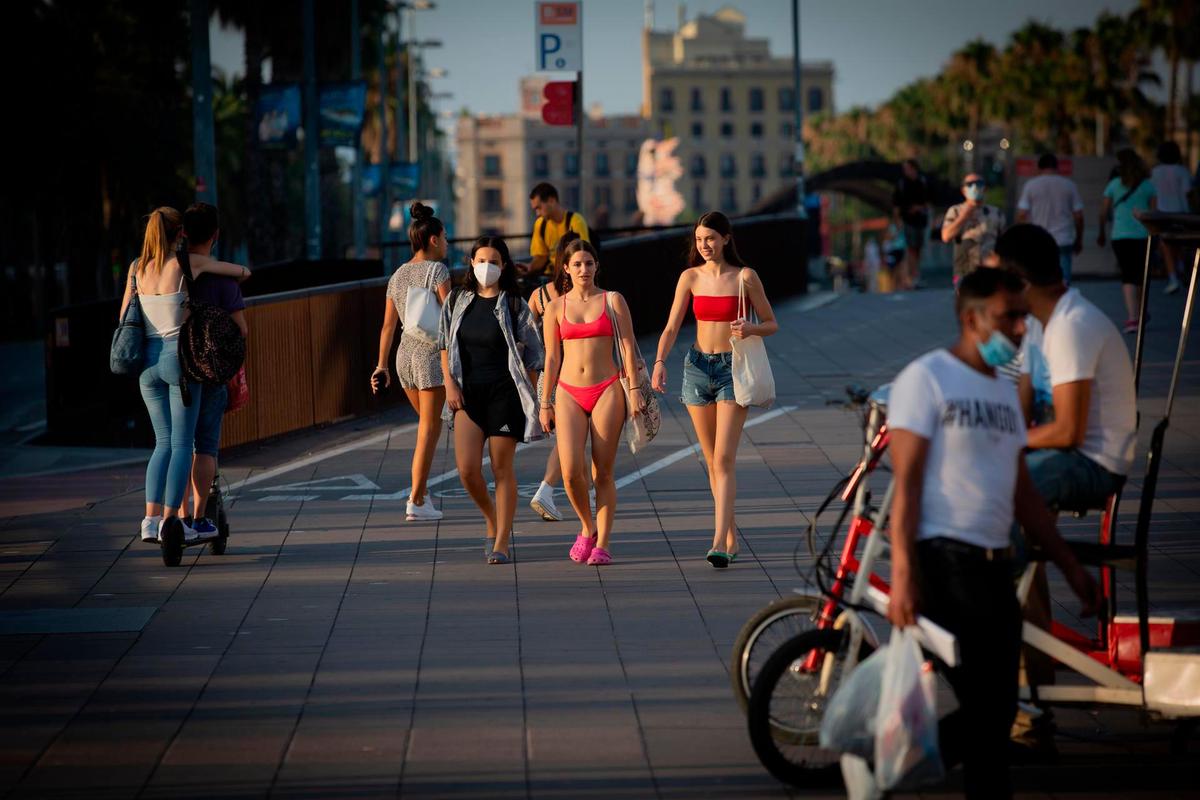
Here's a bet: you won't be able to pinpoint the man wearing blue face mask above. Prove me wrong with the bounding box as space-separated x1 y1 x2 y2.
888 267 1098 797
942 173 1006 284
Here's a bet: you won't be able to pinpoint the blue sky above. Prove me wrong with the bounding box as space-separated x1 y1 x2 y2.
213 0 1155 125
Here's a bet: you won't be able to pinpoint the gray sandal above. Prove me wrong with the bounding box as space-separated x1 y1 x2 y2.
487 551 510 565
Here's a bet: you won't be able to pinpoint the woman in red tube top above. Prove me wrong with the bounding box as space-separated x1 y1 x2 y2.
540 239 645 566
650 211 778 569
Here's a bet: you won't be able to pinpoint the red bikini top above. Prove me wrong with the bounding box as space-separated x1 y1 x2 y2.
560 293 615 340
692 294 739 322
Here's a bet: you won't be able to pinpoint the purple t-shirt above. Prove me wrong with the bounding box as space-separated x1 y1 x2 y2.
191 273 245 313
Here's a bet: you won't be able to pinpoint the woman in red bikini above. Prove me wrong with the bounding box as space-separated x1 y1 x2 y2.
540 239 645 566
651 212 778 568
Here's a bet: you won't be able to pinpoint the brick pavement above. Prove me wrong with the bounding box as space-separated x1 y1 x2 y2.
0 283 1197 799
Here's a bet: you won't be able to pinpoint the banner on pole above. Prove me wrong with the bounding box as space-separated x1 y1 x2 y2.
255 85 301 149
319 81 368 147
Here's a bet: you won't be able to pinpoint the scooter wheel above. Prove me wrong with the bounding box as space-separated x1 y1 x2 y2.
210 507 230 555
160 518 184 567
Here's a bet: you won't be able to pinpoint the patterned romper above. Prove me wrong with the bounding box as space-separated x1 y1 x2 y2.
386 260 451 390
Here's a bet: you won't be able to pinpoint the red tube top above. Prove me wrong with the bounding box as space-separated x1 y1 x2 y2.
692 294 739 322
560 293 615 340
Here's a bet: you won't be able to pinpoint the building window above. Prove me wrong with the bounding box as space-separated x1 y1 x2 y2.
749 87 764 113
565 184 580 210
660 87 674 112
690 87 704 112
750 122 763 139
625 151 639 177
690 154 707 178
565 152 579 177
624 184 638 213
691 121 704 139
751 153 766 178
693 183 704 211
778 87 795 112
752 183 763 203
720 183 737 211
532 153 549 178
720 153 736 178
780 152 794 177
781 122 793 138
595 152 610 177
720 122 734 138
808 87 824 113
482 188 502 213
483 154 501 177
720 87 733 112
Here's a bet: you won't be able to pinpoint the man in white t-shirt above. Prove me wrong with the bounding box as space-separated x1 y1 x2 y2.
888 268 1097 798
1016 154 1084 286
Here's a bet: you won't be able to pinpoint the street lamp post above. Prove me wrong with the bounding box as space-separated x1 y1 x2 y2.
791 0 806 220
350 0 365 258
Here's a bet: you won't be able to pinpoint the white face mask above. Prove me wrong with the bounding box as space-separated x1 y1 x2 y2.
473 261 501 288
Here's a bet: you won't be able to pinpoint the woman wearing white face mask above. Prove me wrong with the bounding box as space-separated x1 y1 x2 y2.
439 236 544 564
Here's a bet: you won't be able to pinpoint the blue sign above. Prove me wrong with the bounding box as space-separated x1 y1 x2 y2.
389 162 420 197
319 81 368 147
255 85 301 149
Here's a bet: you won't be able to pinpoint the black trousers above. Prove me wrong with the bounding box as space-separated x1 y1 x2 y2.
918 537 1023 799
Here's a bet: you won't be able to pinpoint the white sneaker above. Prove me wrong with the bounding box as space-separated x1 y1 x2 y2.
406 499 443 521
1165 275 1181 295
140 516 161 543
530 483 562 522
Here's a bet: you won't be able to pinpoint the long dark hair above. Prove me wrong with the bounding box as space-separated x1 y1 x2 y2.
463 235 519 294
1115 148 1148 189
560 237 600 294
408 201 444 253
686 210 747 268
552 231 581 294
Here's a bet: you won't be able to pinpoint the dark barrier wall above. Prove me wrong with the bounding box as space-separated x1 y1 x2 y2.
44 214 805 447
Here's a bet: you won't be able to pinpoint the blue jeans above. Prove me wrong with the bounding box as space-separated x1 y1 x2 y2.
1012 448 1124 563
1058 245 1074 286
139 337 201 508
194 384 228 456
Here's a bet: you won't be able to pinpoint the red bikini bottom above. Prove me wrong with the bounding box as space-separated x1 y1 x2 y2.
559 373 621 415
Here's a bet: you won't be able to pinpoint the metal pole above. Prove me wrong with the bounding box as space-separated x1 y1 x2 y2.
350 0 365 258
190 0 218 208
576 69 584 216
378 17 391 251
399 8 411 173
791 0 807 219
302 0 321 259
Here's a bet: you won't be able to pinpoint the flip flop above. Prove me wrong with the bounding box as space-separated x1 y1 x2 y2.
706 549 731 569
586 546 612 566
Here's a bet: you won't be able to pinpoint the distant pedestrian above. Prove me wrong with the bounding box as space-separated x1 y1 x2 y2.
123 207 249 547
1098 148 1157 333
1151 141 1191 295
942 173 1005 282
892 158 930 289
440 236 544 564
540 239 643 566
651 212 778 568
175 203 249 536
373 202 452 522
1016 154 1084 285
524 182 591 279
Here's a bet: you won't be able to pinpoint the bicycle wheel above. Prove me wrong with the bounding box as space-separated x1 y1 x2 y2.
747 627 868 787
730 594 820 713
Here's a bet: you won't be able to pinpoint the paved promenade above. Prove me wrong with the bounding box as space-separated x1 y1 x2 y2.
1 283 1197 798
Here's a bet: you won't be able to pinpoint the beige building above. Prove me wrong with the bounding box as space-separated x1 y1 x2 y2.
643 5 834 214
455 76 651 252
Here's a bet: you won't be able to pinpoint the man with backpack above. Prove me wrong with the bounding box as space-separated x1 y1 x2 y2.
523 182 590 279
177 203 249 536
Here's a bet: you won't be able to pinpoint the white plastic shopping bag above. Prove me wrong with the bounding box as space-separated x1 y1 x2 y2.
873 627 943 790
819 643 887 759
730 274 775 408
403 262 442 345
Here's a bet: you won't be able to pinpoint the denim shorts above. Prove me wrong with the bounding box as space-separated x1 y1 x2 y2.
194 384 228 456
680 346 735 406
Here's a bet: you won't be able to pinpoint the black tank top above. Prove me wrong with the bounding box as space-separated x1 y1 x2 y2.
458 295 508 385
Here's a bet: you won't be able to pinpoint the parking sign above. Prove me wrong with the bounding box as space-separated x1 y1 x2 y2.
536 2 581 72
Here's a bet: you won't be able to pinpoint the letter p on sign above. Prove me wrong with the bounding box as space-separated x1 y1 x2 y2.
535 2 581 72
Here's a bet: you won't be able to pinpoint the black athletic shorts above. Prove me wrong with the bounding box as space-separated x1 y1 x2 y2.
461 379 525 440
1112 238 1148 285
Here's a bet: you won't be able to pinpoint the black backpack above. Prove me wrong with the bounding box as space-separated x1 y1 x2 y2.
177 251 246 401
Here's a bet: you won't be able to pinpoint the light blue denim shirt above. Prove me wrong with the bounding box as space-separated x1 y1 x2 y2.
438 288 545 442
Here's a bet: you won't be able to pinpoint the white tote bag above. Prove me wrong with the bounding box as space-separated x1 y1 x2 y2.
403 262 441 345
730 273 776 408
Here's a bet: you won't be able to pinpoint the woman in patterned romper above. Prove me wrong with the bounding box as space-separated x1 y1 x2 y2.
372 202 452 522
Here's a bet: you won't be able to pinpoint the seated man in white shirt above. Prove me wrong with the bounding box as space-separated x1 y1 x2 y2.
888 268 1097 798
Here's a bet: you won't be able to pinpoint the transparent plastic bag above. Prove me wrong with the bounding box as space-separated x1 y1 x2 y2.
818 643 887 759
874 627 943 790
